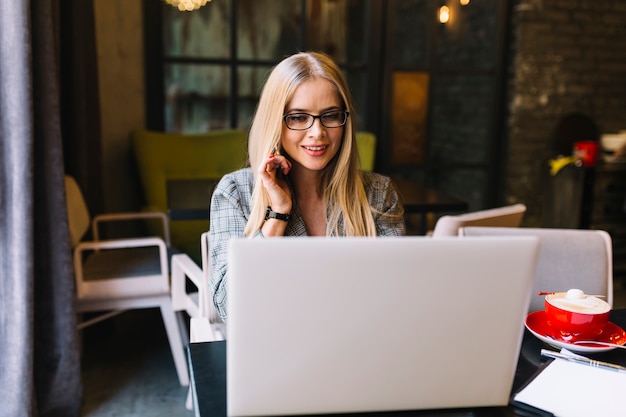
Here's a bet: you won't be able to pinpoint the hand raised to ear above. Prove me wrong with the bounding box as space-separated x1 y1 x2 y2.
257 154 292 214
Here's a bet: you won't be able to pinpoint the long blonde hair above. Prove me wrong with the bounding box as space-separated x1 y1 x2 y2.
244 51 377 237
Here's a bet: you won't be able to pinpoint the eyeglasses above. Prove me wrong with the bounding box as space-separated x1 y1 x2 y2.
283 110 349 130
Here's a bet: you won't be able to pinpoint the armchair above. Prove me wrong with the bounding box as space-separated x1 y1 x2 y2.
132 129 248 263
355 131 376 171
65 175 189 386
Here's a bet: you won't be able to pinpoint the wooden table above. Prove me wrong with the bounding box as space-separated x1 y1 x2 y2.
391 177 469 234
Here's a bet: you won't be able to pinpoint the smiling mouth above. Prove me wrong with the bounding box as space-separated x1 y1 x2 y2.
303 145 328 151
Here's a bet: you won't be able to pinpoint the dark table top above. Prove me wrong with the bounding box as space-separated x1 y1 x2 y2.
390 177 468 215
187 309 626 417
166 178 217 220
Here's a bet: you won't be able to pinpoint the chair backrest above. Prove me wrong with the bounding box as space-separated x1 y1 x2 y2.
132 129 248 261
431 203 526 237
64 175 91 248
355 131 376 171
132 129 248 212
200 232 212 319
461 226 613 312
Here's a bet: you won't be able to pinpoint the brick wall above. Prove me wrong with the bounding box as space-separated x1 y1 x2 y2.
505 0 626 226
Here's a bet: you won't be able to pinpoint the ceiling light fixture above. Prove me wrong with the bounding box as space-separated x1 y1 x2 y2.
438 5 450 24
164 0 212 12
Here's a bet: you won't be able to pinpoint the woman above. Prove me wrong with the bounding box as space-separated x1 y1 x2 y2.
209 51 405 320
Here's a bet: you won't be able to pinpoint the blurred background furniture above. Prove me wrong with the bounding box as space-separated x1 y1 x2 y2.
430 203 526 237
171 232 226 344
132 129 248 263
391 177 470 235
460 226 613 312
543 113 626 285
543 159 626 285
65 175 189 386
586 163 626 284
355 131 376 171
133 129 377 263
542 164 586 229
171 231 225 410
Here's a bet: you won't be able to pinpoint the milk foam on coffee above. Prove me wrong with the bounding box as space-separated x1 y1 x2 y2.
548 289 610 314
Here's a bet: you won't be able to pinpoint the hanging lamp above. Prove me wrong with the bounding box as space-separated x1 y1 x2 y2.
164 0 212 12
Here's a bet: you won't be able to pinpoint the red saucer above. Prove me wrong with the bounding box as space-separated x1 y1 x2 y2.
525 310 626 353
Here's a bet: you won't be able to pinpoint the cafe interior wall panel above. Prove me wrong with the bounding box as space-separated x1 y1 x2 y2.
432 169 488 214
428 74 494 165
392 0 431 69
426 74 495 210
505 0 626 227
385 0 507 210
93 0 146 237
434 0 500 69
390 72 429 165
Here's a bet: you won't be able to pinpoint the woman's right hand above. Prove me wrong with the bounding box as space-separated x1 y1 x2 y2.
257 153 293 214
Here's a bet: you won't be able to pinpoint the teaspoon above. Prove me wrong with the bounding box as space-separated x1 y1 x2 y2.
571 340 626 350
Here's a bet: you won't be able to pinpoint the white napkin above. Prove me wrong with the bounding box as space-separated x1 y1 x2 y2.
514 353 626 417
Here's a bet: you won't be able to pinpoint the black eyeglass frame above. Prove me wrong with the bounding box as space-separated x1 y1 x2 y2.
282 110 350 131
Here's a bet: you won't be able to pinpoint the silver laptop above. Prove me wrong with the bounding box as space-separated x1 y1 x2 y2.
227 236 539 416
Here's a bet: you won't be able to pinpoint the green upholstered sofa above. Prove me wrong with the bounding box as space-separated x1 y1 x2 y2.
132 129 249 262
132 129 376 262
355 131 376 171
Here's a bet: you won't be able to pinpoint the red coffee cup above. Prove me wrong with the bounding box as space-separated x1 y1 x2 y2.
573 141 599 167
545 289 610 342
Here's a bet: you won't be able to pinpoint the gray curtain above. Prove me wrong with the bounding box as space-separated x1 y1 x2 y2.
0 0 82 416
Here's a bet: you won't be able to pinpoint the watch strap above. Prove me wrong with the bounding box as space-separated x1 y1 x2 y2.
265 206 290 222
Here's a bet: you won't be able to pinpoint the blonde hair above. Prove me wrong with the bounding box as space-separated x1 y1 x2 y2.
244 51 377 237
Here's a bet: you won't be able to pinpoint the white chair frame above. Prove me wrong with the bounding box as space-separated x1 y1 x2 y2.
171 231 226 343
66 174 188 387
431 203 527 237
171 231 226 410
73 210 189 386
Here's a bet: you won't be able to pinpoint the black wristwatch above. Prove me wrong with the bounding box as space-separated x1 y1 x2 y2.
265 206 290 222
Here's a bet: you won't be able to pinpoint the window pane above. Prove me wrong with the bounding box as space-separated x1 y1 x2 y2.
237 65 272 131
237 0 302 60
237 65 270 98
393 0 432 69
163 2 231 59
159 0 374 132
306 0 369 64
164 64 231 132
344 70 368 130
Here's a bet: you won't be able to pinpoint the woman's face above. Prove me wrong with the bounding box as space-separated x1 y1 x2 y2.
281 78 344 174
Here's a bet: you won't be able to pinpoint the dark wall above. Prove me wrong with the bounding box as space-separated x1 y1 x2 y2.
386 0 508 211
505 0 626 226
